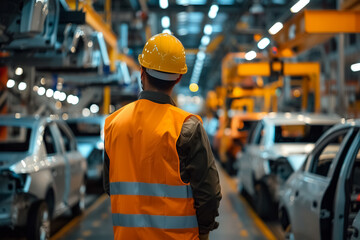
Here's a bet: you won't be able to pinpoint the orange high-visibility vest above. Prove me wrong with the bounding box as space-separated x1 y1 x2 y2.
105 99 202 240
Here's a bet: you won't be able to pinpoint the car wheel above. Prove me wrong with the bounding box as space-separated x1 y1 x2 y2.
27 201 50 240
254 182 275 219
71 180 86 216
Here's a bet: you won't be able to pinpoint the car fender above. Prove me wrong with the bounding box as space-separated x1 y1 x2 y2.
28 169 55 200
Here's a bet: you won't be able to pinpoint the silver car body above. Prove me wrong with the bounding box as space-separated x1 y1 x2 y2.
279 120 360 240
66 116 106 180
0 116 87 228
238 113 342 200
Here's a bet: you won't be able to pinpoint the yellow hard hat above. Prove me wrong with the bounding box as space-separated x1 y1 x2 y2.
138 33 187 75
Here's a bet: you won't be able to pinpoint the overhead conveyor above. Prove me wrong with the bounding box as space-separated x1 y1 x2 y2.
273 10 360 55
220 52 321 113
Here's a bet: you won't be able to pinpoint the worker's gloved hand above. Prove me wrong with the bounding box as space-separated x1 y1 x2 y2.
199 233 209 240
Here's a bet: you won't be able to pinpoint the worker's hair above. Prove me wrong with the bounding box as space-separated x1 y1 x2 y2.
142 67 179 91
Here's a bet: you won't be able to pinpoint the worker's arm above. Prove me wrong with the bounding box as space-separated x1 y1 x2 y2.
103 147 110 196
177 116 222 235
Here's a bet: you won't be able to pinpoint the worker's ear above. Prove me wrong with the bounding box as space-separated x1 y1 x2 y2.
175 75 182 84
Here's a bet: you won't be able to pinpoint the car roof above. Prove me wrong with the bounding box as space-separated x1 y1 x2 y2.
0 115 48 127
65 115 107 124
263 112 343 125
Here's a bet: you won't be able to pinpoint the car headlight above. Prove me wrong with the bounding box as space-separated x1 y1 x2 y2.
268 158 294 181
0 170 30 191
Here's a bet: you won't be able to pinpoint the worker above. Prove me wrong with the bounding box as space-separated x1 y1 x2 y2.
103 33 221 240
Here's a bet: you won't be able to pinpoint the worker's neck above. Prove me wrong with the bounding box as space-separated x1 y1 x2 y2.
144 85 172 96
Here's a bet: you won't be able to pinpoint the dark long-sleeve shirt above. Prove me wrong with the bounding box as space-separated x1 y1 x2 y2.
103 91 222 234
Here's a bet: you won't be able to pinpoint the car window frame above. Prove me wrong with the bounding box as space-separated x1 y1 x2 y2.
43 122 61 156
56 121 77 152
250 120 264 145
305 127 354 179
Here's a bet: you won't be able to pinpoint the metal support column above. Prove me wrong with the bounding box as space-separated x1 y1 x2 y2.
103 86 110 115
337 0 346 116
0 66 8 140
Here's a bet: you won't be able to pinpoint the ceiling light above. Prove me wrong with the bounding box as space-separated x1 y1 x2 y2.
90 104 100 114
6 79 15 88
72 96 79 105
204 24 213 35
59 92 67 102
67 95 74 104
18 82 27 91
290 0 310 13
161 16 170 28
351 63 360 72
178 28 188 36
201 35 210 46
197 51 206 61
162 29 171 34
257 38 270 49
15 67 23 76
189 83 199 92
160 0 168 9
208 5 219 19
249 2 264 14
268 22 283 35
245 50 257 61
46 89 54 98
37 87 46 96
53 91 61 100
82 108 90 117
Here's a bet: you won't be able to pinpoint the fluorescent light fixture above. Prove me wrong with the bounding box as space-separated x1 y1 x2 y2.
73 96 79 105
208 5 219 19
257 37 270 49
18 82 27 91
178 28 188 36
189 83 199 92
46 89 54 98
6 79 15 88
245 50 257 61
351 63 360 72
161 16 170 28
37 87 46 96
197 51 206 61
177 12 187 22
201 35 210 46
54 91 61 100
90 104 100 114
204 24 213 35
59 92 67 102
160 0 168 9
67 95 74 104
162 29 171 34
268 22 283 35
290 0 310 13
15 67 23 76
82 108 90 117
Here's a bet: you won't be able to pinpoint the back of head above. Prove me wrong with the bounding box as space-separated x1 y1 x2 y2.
138 33 187 86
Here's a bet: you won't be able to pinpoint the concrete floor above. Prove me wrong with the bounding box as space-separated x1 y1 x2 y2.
50 165 281 240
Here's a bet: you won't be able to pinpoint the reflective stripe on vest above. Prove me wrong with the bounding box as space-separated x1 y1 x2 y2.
112 214 198 229
110 182 193 198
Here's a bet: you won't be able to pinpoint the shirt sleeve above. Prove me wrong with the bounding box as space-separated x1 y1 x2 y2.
176 116 222 234
103 145 110 196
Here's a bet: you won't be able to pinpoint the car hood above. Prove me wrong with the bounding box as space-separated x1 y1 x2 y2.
0 152 32 170
269 143 315 171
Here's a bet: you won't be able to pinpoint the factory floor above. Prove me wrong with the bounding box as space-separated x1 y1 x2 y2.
49 164 284 240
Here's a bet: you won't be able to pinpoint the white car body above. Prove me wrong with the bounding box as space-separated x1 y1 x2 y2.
279 120 360 240
237 113 341 218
